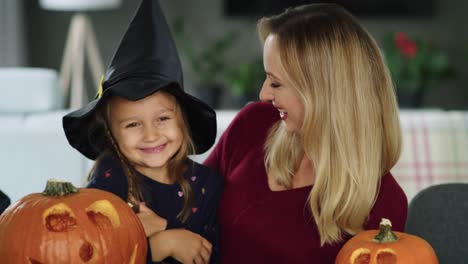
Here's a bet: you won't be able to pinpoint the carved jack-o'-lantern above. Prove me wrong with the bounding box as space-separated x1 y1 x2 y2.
335 218 438 264
0 180 147 264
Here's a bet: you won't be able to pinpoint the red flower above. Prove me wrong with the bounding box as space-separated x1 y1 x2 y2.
394 32 418 58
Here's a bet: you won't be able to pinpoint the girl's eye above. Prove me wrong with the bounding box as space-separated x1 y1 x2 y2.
125 122 140 128
158 116 170 122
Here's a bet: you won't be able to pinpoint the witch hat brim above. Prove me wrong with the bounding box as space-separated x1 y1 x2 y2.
62 0 217 160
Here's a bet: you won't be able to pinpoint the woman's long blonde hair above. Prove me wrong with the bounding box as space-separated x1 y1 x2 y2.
258 4 402 245
89 90 196 222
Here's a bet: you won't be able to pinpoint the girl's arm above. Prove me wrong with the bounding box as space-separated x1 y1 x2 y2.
137 203 168 237
138 200 214 263
148 229 212 263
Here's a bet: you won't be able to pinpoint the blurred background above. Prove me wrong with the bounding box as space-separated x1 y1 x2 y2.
1 0 467 110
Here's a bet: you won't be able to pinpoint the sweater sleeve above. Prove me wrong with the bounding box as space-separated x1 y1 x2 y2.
199 171 223 264
165 216 184 230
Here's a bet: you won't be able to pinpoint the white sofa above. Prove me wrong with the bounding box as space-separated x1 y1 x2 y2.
1 68 467 204
0 68 87 203
0 110 89 202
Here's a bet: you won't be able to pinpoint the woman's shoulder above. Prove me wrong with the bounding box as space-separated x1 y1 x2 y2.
379 172 407 201
225 101 279 138
366 172 408 231
235 101 278 123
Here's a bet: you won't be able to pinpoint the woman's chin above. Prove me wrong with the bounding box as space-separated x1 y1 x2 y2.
282 121 300 133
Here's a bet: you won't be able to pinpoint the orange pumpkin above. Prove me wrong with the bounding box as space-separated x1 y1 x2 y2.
335 218 438 264
0 180 147 264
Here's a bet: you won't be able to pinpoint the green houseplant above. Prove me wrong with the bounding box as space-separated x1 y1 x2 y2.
226 57 264 106
172 17 238 108
382 32 454 107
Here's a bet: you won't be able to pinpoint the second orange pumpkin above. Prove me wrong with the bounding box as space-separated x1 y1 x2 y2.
335 218 438 264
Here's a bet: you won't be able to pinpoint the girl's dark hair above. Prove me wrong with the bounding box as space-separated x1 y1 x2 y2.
88 91 196 222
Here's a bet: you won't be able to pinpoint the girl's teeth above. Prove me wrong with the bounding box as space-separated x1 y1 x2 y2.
280 111 285 119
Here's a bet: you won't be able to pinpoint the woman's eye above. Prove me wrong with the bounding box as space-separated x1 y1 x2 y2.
270 82 281 88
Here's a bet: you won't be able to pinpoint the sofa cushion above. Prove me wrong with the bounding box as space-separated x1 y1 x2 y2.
0 110 89 203
0 68 63 113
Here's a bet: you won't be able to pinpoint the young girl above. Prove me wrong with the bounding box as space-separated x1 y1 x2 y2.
63 1 221 263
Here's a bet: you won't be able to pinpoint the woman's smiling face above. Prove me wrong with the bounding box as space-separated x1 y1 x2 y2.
259 34 305 133
108 91 184 175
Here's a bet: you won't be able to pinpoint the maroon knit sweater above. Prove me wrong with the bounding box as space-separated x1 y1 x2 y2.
204 101 408 264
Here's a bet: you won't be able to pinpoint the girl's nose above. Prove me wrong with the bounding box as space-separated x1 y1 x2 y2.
143 125 159 142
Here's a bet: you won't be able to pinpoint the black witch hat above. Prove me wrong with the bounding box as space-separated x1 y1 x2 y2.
63 0 216 160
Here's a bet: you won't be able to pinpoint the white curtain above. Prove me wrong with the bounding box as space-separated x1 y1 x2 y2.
0 0 26 66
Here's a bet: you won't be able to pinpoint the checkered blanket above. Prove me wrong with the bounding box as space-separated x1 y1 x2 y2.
392 110 468 202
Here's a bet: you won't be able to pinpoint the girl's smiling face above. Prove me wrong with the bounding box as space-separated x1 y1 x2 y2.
108 91 184 176
259 34 305 133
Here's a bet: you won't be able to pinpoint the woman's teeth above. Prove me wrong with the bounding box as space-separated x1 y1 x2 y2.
279 110 287 119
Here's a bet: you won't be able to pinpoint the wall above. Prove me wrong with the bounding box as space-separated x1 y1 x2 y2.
0 0 26 66
25 0 468 109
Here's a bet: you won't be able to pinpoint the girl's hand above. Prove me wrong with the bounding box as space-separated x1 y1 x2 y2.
137 202 167 237
149 229 212 264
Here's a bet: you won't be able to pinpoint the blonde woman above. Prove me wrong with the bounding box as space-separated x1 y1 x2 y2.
204 3 407 263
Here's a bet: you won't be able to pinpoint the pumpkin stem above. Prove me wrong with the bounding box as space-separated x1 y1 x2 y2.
373 218 398 243
42 179 79 196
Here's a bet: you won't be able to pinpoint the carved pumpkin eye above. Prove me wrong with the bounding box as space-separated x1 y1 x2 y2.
350 248 371 264
86 199 121 228
376 249 397 264
43 203 77 232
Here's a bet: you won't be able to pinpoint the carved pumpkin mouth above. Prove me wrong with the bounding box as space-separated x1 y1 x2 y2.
28 258 43 264
79 241 95 262
350 248 397 264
